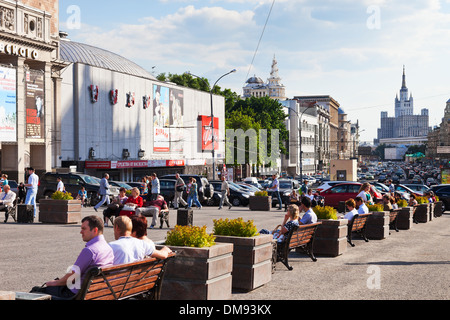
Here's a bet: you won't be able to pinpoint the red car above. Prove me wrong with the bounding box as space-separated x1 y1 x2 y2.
319 182 382 208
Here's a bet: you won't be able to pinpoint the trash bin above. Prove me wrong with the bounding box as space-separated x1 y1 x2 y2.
176 208 193 226
17 204 34 224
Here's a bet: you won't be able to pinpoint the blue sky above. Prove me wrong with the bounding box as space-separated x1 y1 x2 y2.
59 0 450 144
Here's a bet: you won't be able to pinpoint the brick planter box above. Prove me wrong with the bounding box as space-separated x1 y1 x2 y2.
434 201 444 217
249 196 272 211
156 242 233 300
38 199 82 224
215 234 272 291
366 211 390 240
397 206 415 230
414 204 429 223
313 219 348 257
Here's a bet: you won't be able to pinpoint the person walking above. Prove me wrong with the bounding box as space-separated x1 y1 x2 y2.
24 167 39 218
187 177 202 209
94 173 111 212
270 174 283 210
173 173 187 209
218 175 232 210
150 173 160 201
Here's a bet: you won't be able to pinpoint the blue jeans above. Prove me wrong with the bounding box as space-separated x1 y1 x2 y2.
25 188 37 217
274 191 282 209
187 194 202 208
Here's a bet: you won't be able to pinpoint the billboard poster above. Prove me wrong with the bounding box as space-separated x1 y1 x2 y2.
0 66 17 142
169 88 184 152
199 115 219 151
153 84 185 153
25 70 45 139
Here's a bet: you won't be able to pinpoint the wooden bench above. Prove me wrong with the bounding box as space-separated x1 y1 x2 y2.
276 222 322 271
347 213 372 247
72 253 176 300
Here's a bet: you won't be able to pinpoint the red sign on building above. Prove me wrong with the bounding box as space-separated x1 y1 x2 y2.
199 115 219 151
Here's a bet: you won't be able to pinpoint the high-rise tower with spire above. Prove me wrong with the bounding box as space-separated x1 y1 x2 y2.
395 66 414 117
375 66 430 144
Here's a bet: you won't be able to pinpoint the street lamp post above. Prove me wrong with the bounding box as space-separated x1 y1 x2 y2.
186 69 236 180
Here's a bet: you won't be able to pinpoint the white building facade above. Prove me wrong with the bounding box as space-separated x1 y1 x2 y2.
58 39 225 181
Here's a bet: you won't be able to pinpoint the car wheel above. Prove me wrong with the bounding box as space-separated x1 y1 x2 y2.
232 198 241 207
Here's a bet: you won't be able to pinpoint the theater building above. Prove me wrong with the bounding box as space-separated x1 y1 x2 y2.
0 0 61 181
58 36 225 182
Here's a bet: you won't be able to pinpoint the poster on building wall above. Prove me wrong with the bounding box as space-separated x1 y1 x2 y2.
169 88 184 152
153 84 185 153
25 70 45 140
199 115 219 151
0 66 17 142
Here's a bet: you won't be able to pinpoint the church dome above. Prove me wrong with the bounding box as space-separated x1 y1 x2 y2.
246 75 264 85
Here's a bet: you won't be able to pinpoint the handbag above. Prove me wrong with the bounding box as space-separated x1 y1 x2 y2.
122 205 136 212
176 185 185 192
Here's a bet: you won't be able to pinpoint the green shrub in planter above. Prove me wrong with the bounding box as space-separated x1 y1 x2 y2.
213 218 259 238
165 225 216 248
397 199 408 208
51 191 74 200
416 196 429 204
368 204 384 212
313 206 338 220
254 191 268 197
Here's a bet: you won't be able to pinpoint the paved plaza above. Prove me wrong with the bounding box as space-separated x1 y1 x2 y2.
1 204 450 300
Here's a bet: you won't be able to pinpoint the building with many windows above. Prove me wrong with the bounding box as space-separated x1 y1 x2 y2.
375 67 431 145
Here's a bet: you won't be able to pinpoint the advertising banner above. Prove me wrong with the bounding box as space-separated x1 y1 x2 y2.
25 70 45 139
0 66 17 142
153 84 185 153
199 115 219 151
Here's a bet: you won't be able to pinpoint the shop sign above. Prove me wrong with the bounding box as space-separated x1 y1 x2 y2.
0 43 39 59
85 159 186 169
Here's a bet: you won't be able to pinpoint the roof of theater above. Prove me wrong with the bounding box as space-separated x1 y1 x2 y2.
60 39 156 80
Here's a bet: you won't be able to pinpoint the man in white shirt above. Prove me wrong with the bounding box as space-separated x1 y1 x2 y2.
57 177 65 192
270 174 283 210
355 197 369 214
1 184 17 223
218 175 232 210
109 216 158 265
25 167 39 218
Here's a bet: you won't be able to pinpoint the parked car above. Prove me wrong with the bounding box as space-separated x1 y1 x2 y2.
210 181 251 207
158 179 177 206
316 181 356 193
402 184 429 196
37 172 119 205
394 184 422 197
430 184 450 211
160 174 214 205
109 181 133 190
319 182 382 209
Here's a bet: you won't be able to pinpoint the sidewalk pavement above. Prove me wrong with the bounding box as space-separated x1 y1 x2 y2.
1 205 449 300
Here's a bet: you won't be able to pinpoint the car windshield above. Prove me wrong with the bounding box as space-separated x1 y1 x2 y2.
80 175 100 185
279 182 292 189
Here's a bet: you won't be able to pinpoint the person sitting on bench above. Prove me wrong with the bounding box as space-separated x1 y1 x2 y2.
135 195 168 229
1 185 16 223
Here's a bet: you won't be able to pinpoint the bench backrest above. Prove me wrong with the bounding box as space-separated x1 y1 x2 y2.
74 252 175 300
287 222 322 250
350 213 371 232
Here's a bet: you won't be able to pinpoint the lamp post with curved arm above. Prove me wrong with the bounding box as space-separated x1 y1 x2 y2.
186 69 237 180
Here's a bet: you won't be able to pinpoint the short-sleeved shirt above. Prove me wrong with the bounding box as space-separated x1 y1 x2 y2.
28 173 39 190
300 209 317 224
300 208 318 225
272 179 279 192
357 203 369 214
70 235 114 294
344 208 359 221
109 236 155 265
151 178 160 194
